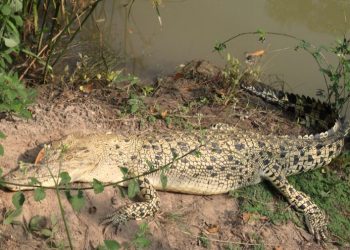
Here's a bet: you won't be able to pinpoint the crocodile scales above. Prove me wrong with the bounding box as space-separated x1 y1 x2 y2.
3 80 348 242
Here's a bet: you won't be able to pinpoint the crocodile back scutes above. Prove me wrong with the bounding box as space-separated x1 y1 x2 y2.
240 80 338 133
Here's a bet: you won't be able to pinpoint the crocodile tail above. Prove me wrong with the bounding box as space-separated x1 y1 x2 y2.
299 118 347 140
240 80 338 132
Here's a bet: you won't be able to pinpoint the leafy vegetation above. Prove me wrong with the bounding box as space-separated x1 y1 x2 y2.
230 183 298 226
0 0 36 153
215 30 350 113
131 222 152 249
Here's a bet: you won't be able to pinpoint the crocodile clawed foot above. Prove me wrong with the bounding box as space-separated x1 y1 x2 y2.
100 210 127 235
305 210 328 243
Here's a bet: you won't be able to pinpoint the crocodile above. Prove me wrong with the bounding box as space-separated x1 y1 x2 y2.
2 79 348 243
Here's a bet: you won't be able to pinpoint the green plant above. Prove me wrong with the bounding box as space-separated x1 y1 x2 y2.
98 240 121 250
124 94 146 115
132 222 152 249
315 38 350 112
215 30 350 113
230 182 297 226
0 0 22 71
3 191 25 225
0 131 5 156
198 232 210 248
0 71 35 118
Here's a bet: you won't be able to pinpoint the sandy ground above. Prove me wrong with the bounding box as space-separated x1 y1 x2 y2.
0 62 336 249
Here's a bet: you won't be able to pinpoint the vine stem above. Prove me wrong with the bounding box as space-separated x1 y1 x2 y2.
44 162 74 250
1 145 204 192
218 31 331 104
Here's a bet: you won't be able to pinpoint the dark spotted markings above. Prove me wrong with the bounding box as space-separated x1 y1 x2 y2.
235 143 245 150
263 159 270 165
181 158 188 163
293 155 299 165
308 155 314 162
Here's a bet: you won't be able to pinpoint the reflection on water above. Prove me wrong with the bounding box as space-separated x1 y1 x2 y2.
78 0 349 100
266 0 350 35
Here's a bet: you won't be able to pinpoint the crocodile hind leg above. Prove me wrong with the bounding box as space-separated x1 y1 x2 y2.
262 163 327 242
100 178 160 231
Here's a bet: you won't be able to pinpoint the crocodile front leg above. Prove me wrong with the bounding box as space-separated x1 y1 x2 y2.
262 163 327 242
100 178 160 230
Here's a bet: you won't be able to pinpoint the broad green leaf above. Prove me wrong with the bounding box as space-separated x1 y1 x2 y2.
13 15 23 26
193 150 201 158
12 0 22 12
40 228 52 238
146 160 155 171
2 53 12 64
128 179 140 198
92 178 104 194
214 42 226 52
66 190 85 212
0 168 2 177
3 208 22 225
165 116 172 127
4 37 19 48
59 172 71 185
34 187 46 201
29 215 46 231
0 131 6 140
104 240 121 250
130 104 138 114
5 19 20 34
29 177 40 185
1 4 11 15
160 171 167 189
0 145 3 156
12 191 25 209
133 237 151 249
0 58 5 68
120 167 128 176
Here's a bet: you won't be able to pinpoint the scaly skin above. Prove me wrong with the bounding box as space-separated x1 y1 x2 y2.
3 81 347 242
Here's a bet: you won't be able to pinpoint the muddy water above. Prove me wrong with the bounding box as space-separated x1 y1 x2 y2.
80 0 350 99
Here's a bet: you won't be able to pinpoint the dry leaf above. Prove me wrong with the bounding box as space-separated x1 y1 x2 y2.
246 49 265 57
242 212 251 223
35 148 45 165
205 224 220 234
160 110 168 119
79 83 93 93
173 73 184 81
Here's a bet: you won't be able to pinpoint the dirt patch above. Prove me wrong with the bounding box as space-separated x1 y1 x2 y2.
0 61 329 249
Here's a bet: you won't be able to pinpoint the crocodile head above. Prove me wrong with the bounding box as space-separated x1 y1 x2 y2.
3 133 118 191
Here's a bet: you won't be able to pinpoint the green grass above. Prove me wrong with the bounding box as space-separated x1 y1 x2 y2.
290 153 350 244
231 153 350 245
